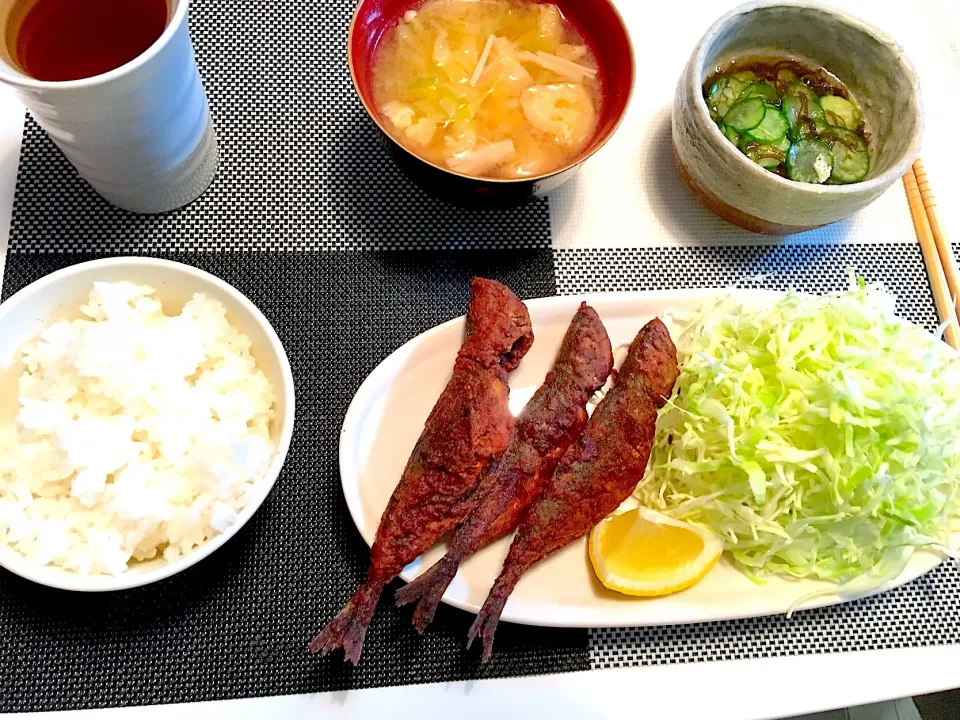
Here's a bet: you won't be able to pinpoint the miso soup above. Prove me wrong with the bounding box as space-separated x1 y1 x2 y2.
372 0 602 180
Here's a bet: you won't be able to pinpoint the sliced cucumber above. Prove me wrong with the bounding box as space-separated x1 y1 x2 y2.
822 126 869 183
787 138 835 184
819 94 862 130
803 95 826 124
771 135 792 154
823 110 844 129
746 135 789 167
723 97 766 132
739 82 778 103
787 82 826 121
706 78 727 122
789 122 811 142
746 147 785 170
705 68 869 186
707 76 748 121
794 119 831 141
719 123 740 145
786 80 816 103
745 106 789 143
781 95 802 132
776 68 797 87
783 83 822 138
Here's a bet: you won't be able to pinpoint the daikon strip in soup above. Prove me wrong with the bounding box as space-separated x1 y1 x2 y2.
372 0 602 180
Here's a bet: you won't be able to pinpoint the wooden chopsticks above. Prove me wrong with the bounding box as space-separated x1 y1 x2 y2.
903 159 960 350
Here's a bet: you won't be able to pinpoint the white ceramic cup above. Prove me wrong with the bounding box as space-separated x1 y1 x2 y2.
0 0 217 213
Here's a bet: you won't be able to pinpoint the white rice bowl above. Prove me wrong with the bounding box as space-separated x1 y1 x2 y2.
0 281 278 577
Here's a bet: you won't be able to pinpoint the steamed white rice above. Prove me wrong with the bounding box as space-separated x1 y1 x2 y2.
0 281 277 576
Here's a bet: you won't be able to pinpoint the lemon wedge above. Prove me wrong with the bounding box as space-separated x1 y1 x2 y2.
589 507 723 597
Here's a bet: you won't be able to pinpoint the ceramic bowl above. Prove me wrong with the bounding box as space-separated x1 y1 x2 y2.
348 0 634 209
0 257 295 591
673 0 923 235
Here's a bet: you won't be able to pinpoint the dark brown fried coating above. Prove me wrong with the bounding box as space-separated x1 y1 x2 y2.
309 278 533 664
468 319 679 660
395 303 613 632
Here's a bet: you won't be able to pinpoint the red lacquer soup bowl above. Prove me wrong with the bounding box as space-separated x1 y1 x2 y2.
348 0 635 209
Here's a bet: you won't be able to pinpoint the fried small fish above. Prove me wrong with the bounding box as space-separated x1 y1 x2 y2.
309 278 533 664
395 303 613 632
468 319 679 660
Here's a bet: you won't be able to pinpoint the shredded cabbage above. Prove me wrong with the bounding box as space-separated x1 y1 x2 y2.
636 278 960 585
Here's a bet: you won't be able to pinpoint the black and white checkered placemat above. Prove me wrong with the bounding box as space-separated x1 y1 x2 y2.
1 251 591 714
2 0 959 712
553 246 960 669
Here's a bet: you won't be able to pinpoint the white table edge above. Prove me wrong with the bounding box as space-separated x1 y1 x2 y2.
11 644 960 720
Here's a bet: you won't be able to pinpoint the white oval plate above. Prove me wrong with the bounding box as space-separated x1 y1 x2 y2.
340 290 945 628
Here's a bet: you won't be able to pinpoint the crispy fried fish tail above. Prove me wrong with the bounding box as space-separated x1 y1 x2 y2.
309 278 533 664
308 580 380 664
466 560 526 661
